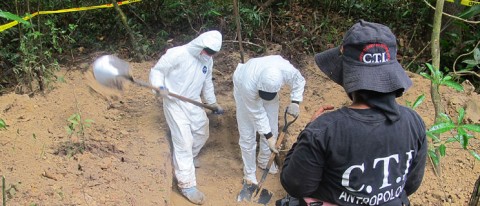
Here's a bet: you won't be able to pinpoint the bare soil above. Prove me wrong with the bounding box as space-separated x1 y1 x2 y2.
1 48 480 206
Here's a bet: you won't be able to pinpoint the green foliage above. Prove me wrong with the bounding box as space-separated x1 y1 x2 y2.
0 11 31 26
240 5 267 39
426 107 480 165
65 113 93 138
420 63 464 92
438 5 480 88
63 113 94 156
462 47 480 71
418 62 480 169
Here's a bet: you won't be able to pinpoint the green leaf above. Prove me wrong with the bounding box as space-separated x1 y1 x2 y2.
457 127 467 137
474 47 480 63
405 100 412 108
441 80 464 92
0 11 31 26
458 5 480 19
84 119 94 123
439 113 452 122
461 134 469 149
469 150 480 161
420 72 433 81
412 94 425 109
443 76 452 81
426 131 441 142
64 126 73 135
461 124 480 132
457 107 465 124
439 144 447 156
0 118 6 129
425 63 435 75
434 68 443 80
445 137 457 143
428 149 439 165
462 59 478 65
68 113 80 124
428 122 456 134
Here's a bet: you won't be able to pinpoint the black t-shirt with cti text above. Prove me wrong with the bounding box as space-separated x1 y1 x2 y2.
280 106 427 206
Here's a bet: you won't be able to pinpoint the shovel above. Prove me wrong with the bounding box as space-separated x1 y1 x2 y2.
237 109 298 205
92 55 218 111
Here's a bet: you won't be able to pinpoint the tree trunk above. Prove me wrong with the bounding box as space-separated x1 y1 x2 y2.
36 0 44 92
430 0 445 176
111 0 143 61
233 0 245 63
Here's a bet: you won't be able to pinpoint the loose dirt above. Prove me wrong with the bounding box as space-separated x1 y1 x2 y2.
1 47 479 206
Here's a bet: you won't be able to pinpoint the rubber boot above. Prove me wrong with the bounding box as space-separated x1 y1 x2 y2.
180 186 205 205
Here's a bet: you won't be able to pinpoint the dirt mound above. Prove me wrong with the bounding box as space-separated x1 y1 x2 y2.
0 49 479 205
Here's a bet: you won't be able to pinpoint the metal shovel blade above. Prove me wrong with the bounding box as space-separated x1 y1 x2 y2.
254 187 273 205
237 182 273 205
237 182 258 202
92 55 131 90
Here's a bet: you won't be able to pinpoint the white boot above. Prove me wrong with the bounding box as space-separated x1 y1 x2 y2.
243 172 258 185
180 186 205 205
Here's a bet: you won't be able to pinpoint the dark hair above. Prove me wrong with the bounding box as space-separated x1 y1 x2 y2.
204 47 217 55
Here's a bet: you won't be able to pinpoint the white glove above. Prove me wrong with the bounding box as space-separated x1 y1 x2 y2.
209 103 224 115
265 132 278 154
286 102 300 117
158 86 169 97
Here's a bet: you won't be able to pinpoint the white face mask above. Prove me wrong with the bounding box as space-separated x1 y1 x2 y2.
199 53 212 63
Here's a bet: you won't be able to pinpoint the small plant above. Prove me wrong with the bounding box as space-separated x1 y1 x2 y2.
62 113 94 157
420 62 467 175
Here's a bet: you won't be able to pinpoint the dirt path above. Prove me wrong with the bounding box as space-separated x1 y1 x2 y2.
1 51 479 205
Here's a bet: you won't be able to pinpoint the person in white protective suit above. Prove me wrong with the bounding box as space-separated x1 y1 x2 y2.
149 30 224 205
233 55 306 185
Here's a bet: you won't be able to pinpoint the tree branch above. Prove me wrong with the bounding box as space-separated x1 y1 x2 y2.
422 0 480 24
223 40 262 48
451 40 480 78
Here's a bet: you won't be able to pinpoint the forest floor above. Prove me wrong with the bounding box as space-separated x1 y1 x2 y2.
1 47 480 206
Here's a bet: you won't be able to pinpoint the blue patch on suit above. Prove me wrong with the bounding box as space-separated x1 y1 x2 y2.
202 66 207 74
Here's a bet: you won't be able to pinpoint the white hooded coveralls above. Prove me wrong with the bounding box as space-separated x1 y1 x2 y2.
233 55 305 182
149 31 222 189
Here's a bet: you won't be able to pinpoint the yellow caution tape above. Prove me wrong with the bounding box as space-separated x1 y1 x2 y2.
446 0 480 6
0 0 141 32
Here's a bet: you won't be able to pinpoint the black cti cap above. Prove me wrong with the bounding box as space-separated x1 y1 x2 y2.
314 20 412 97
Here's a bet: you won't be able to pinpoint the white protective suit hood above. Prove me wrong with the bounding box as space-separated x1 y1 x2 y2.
185 30 222 62
257 68 283 93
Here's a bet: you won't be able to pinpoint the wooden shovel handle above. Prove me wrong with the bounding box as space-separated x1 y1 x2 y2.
127 78 218 111
257 110 298 190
